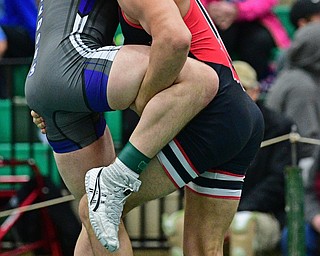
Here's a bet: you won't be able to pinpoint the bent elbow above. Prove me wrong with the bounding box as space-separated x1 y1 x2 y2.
162 28 191 55
173 29 192 53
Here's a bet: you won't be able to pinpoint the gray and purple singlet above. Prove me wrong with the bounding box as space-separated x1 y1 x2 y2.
25 0 120 153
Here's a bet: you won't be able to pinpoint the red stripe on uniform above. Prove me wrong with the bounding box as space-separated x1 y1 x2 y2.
206 169 246 178
173 139 200 175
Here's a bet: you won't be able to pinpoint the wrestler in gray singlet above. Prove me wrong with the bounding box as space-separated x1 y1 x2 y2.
25 0 120 153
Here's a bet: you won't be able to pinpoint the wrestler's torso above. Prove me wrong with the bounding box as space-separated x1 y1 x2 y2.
32 0 118 73
38 0 118 49
120 0 237 75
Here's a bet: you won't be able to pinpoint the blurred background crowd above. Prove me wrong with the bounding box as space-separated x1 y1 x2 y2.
1 0 320 255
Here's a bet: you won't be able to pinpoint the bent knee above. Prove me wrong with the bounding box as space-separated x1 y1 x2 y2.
183 59 219 108
200 63 219 106
78 195 90 226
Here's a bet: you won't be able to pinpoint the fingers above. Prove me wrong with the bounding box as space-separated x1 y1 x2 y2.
30 110 47 134
31 110 40 118
36 121 45 129
32 116 45 126
36 120 47 134
31 110 43 124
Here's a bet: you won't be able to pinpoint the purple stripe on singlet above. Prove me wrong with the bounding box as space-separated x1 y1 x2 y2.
84 68 112 112
78 0 96 16
48 139 80 153
48 116 106 153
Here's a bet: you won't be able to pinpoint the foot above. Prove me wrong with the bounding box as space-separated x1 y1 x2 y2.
85 158 141 252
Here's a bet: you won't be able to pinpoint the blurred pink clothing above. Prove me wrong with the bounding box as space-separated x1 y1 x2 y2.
201 0 291 49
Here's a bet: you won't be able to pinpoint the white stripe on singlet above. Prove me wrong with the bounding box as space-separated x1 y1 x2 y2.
157 140 199 188
187 181 242 199
200 171 245 181
157 151 186 188
70 13 119 60
168 141 199 179
158 139 245 197
187 171 244 198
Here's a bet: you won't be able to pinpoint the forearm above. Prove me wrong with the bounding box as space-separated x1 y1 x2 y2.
136 33 190 111
118 0 191 112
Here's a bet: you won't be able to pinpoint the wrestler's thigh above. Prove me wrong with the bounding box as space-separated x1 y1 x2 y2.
123 158 177 215
183 189 239 256
54 128 116 201
107 45 150 110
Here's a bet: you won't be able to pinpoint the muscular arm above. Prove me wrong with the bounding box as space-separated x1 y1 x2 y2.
118 0 192 112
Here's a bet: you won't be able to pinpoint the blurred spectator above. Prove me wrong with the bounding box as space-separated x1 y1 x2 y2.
282 146 320 256
304 147 320 255
0 0 6 57
290 0 320 29
229 61 294 256
0 0 38 98
0 0 37 57
0 29 7 58
265 22 320 184
277 0 320 71
201 0 291 81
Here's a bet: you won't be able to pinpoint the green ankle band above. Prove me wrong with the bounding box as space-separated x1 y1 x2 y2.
118 142 151 174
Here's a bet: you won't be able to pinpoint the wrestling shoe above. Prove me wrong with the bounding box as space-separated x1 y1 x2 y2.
85 158 141 252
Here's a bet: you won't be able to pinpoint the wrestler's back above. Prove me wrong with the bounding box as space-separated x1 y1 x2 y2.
25 0 119 113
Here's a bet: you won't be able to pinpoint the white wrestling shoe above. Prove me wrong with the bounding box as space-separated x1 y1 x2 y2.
85 158 141 252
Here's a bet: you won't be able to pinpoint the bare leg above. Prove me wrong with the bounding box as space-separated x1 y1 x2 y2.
107 45 219 158
79 196 134 256
74 225 96 256
53 128 116 256
183 189 239 256
129 57 218 157
53 128 115 201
